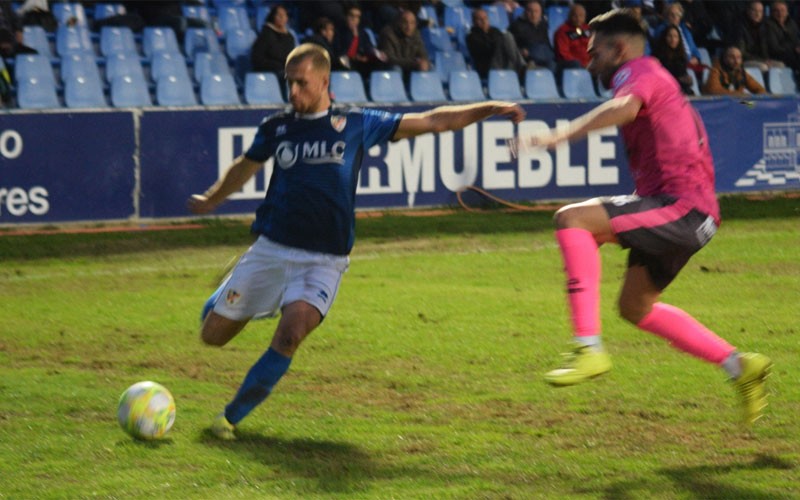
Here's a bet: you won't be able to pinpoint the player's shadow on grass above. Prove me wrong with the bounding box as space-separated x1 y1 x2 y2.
200 430 425 494
602 453 795 499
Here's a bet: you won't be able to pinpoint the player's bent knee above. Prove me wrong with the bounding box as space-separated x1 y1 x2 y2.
618 298 649 325
200 313 247 347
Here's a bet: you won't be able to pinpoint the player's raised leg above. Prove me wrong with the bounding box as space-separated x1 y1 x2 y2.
545 199 614 386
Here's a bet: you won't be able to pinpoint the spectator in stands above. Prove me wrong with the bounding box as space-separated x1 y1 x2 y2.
251 4 296 78
466 7 526 79
653 2 702 68
336 5 388 79
0 2 37 57
678 0 715 51
553 3 591 69
702 45 767 96
652 24 695 95
303 17 347 71
735 1 784 72
509 0 556 72
378 9 430 82
764 0 800 75
16 0 57 33
97 2 209 39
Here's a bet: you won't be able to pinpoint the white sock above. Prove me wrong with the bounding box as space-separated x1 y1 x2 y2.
575 335 603 351
722 351 742 379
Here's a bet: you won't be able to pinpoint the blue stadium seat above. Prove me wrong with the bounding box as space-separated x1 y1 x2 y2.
201 73 241 105
418 5 439 27
767 67 797 94
105 52 145 83
561 68 598 99
194 52 231 82
410 71 447 102
143 27 180 59
150 52 190 82
94 3 126 21
60 53 101 84
745 67 766 89
182 4 211 24
225 28 257 59
448 70 485 101
488 69 522 99
56 25 94 56
184 28 222 62
17 77 60 109
444 5 470 30
688 71 701 96
64 74 107 108
330 71 368 102
547 5 569 44
422 27 454 55
244 72 285 104
482 4 509 30
52 2 87 26
369 71 408 103
156 75 197 106
110 74 152 107
22 26 53 60
100 26 137 57
14 54 55 84
217 5 250 35
525 68 560 100
435 50 467 83
256 5 271 30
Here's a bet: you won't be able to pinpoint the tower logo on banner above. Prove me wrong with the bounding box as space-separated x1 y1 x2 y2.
736 107 800 188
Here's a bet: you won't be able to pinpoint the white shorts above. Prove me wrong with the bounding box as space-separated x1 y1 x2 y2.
213 236 349 321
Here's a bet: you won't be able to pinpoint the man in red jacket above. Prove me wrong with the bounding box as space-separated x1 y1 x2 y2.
554 3 591 68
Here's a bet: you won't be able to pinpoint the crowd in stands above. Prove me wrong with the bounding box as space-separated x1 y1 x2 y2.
2 0 800 109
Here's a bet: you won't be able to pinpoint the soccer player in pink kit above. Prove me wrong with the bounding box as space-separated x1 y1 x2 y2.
519 9 772 425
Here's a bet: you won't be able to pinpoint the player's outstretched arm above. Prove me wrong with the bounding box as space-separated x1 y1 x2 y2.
519 95 642 152
393 101 525 140
187 155 264 214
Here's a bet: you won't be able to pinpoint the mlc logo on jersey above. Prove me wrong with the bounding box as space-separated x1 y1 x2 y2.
275 140 347 169
276 141 298 169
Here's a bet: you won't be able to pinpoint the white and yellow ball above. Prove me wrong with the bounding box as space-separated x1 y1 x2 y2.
117 381 176 440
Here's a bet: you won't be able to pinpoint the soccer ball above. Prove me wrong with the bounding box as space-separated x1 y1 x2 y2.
117 381 176 440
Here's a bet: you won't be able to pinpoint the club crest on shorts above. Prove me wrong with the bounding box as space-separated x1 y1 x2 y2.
226 289 241 305
331 115 346 132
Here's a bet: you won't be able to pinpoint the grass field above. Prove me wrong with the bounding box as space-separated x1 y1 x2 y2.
1 195 798 499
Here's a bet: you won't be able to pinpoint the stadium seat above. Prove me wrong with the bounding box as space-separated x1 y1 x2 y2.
217 5 250 35
184 28 222 62
422 27 454 55
444 5 470 30
330 71 368 102
525 69 560 100
16 77 60 109
487 69 523 99
256 5 271 29
194 52 231 82
150 52 190 82
410 71 447 102
100 26 137 57
697 47 712 67
110 74 152 107
418 4 439 27
201 73 241 105
105 52 145 83
182 4 211 24
64 74 107 108
745 67 766 90
482 4 509 30
448 70 485 101
244 72 285 104
143 27 180 59
225 28 257 60
56 25 94 56
94 3 126 21
435 50 467 83
22 26 54 60
52 2 87 26
60 53 101 84
767 67 797 94
547 5 569 44
156 75 197 106
688 71 701 96
14 54 55 84
370 70 408 103
561 68 598 99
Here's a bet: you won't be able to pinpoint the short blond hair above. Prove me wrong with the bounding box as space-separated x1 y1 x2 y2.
285 43 331 73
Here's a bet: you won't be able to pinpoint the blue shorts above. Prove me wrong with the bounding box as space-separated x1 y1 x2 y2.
602 194 718 289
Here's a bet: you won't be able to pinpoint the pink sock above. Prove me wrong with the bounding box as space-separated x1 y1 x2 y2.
637 303 735 364
555 228 600 337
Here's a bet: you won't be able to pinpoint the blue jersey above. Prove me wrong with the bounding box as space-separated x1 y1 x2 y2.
245 107 402 255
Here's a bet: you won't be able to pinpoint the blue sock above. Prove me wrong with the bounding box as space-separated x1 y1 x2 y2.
224 347 292 425
201 279 227 322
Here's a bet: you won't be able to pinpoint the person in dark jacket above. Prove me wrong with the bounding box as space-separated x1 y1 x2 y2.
509 0 555 72
251 4 296 77
466 7 525 79
652 24 695 95
335 5 388 79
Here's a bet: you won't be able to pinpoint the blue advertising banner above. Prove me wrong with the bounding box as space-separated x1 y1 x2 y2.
0 111 136 224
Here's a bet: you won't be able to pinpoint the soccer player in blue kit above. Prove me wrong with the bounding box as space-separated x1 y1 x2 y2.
188 43 525 440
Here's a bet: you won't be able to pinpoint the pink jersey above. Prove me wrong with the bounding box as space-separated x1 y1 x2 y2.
612 56 719 223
